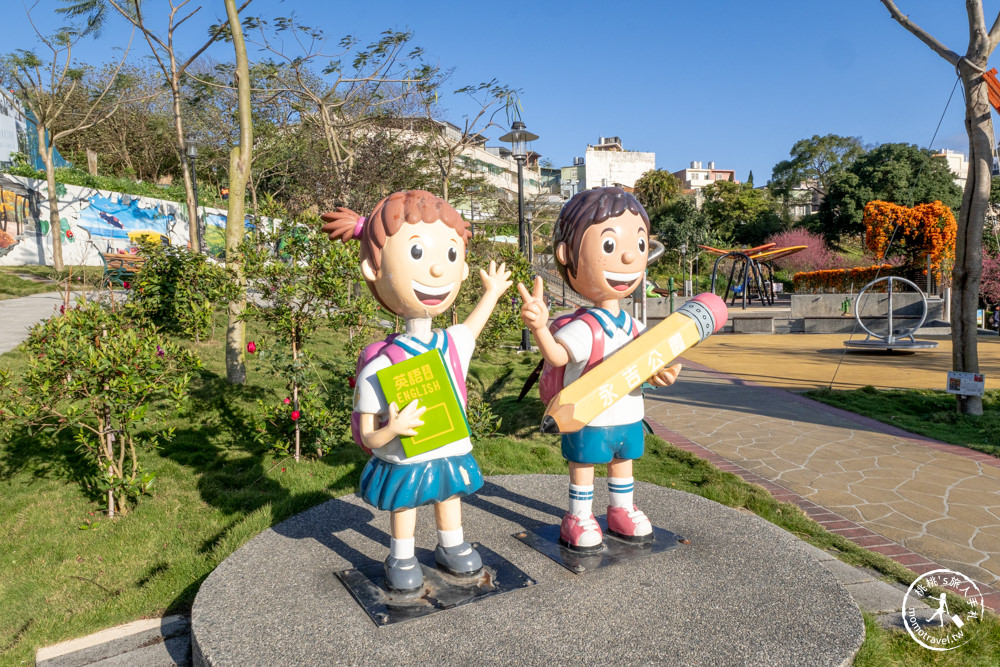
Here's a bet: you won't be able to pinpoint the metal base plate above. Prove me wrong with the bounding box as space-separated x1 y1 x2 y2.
514 516 687 574
335 543 535 626
844 339 938 351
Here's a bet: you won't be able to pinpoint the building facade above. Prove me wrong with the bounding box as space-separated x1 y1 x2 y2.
934 148 969 190
582 136 655 191
671 161 738 192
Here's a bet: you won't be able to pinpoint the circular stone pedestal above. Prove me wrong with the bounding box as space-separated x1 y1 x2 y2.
192 475 863 666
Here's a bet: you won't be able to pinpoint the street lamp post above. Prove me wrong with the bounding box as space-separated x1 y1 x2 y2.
499 120 540 352
679 242 690 297
185 136 202 252
525 202 534 267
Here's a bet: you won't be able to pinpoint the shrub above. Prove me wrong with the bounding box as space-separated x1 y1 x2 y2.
249 350 353 458
981 252 1000 306
764 228 848 274
127 242 239 342
793 265 895 293
241 215 377 460
466 390 502 439
0 299 200 516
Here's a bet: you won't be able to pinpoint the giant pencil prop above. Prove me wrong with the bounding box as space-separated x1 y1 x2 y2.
541 293 728 434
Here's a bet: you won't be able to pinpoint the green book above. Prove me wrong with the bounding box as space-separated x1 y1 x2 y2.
375 349 470 458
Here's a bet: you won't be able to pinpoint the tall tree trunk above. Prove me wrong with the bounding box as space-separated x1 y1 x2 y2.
39 126 64 272
879 0 1000 415
169 80 200 252
224 0 252 384
953 63 992 415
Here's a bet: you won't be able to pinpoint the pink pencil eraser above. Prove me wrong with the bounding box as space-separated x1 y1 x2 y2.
691 292 728 332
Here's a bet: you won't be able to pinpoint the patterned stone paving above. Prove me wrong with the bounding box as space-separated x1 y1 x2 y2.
643 357 1000 612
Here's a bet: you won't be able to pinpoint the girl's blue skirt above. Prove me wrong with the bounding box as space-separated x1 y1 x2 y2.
359 453 484 511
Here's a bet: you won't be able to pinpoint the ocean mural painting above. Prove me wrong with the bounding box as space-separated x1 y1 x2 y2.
0 173 255 266
77 192 178 252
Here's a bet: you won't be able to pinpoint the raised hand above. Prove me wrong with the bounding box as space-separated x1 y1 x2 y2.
517 276 550 331
480 260 512 298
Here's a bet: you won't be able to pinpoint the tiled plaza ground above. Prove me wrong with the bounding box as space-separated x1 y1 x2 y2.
645 333 1000 610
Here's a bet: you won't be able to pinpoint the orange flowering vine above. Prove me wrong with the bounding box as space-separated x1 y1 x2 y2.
862 200 956 282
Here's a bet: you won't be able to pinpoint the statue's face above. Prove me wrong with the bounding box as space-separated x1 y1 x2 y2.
363 219 469 319
561 211 649 302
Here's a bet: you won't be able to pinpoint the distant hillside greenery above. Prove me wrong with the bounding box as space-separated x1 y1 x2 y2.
1 164 227 210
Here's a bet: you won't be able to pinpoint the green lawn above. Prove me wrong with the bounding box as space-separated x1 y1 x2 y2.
0 266 105 300
0 321 997 665
806 385 1000 458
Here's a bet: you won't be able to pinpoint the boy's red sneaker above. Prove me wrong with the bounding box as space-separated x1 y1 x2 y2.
607 505 653 543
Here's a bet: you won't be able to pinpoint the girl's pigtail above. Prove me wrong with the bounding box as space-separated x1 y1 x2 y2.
320 207 365 243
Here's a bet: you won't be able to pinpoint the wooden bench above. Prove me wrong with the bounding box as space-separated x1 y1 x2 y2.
101 252 147 287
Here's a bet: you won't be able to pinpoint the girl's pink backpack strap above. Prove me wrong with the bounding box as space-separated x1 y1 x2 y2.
444 331 467 401
380 338 407 365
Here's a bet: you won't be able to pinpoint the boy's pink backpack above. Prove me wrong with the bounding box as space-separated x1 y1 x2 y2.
350 332 467 455
536 309 639 405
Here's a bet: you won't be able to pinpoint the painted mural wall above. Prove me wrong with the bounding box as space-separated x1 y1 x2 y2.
0 174 247 266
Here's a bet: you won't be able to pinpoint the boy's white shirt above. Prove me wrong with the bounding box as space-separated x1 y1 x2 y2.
355 323 475 464
553 309 645 427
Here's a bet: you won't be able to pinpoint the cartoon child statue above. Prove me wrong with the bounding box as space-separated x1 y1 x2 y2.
322 190 512 593
517 186 681 551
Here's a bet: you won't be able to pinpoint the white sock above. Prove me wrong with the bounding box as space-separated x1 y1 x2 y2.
608 477 635 509
437 527 464 548
569 484 594 518
389 537 414 560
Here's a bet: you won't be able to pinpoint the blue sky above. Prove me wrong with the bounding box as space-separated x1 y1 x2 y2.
7 1 999 183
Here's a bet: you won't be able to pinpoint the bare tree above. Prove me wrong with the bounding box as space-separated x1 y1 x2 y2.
418 78 518 203
879 0 1000 415
224 0 251 384
60 0 252 251
55 61 176 181
242 18 433 206
0 14 133 271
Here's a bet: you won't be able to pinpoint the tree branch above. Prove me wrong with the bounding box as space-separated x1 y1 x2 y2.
178 0 254 73
879 0 962 65
988 10 1000 53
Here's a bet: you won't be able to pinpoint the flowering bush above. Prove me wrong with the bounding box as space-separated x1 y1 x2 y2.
241 216 374 460
793 265 895 293
863 200 956 282
981 252 1000 305
764 228 849 274
0 299 200 516
250 346 354 456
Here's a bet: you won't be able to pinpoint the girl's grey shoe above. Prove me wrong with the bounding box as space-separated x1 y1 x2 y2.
434 542 483 576
384 556 423 593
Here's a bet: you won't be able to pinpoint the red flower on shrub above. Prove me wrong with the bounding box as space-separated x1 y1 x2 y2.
123 281 130 289
291 410 300 421
247 341 257 354
283 397 291 405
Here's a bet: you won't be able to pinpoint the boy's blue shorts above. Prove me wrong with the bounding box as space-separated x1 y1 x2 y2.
561 421 644 464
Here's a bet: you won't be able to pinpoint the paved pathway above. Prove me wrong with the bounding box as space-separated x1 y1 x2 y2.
644 334 1000 611
0 292 66 355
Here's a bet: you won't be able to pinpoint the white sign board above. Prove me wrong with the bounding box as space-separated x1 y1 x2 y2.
946 372 985 396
